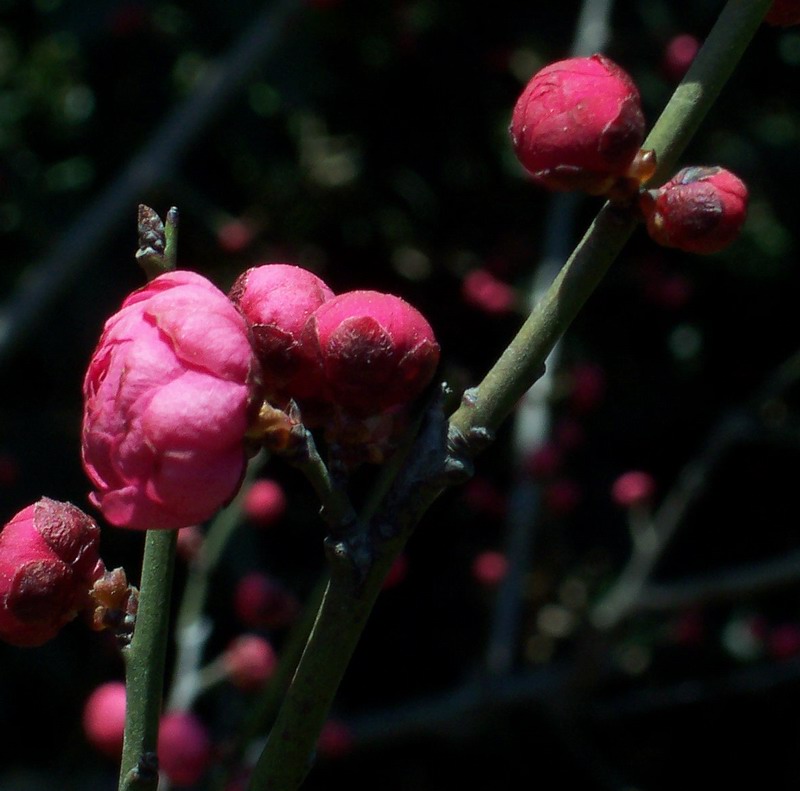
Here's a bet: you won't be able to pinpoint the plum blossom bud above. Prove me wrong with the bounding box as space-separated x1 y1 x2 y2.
82 270 262 530
640 166 748 255
307 290 440 417
229 263 334 409
158 711 212 787
510 54 647 195
611 470 656 508
661 34 700 82
223 634 278 691
461 269 516 315
83 681 126 758
0 498 104 647
472 550 509 588
243 478 287 528
765 1 800 26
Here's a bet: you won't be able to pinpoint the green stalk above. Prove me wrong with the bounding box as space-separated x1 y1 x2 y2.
118 529 178 791
246 3 771 789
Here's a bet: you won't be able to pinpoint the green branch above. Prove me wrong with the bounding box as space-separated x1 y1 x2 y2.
245 2 771 789
118 529 178 791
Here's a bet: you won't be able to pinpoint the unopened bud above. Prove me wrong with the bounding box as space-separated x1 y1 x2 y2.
510 54 648 196
640 166 748 255
0 498 104 647
307 290 440 418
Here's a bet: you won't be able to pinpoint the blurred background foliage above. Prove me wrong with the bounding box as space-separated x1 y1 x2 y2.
1 0 800 789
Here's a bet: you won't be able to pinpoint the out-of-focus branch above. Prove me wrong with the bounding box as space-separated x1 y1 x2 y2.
0 0 301 367
485 0 616 676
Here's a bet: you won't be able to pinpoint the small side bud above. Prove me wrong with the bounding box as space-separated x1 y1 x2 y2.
640 166 748 255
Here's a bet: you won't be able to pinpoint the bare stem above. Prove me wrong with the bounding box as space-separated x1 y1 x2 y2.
118 529 178 791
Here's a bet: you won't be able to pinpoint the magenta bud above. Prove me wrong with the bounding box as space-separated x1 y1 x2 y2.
661 34 700 83
82 270 262 530
510 54 646 195
223 634 278 691
158 711 212 787
83 681 127 758
461 269 516 315
611 470 656 508
229 263 335 408
242 478 287 528
0 498 104 647
641 166 748 255
471 550 509 588
765 1 800 26
308 290 440 417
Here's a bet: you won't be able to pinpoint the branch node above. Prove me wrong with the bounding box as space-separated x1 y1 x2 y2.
323 534 373 587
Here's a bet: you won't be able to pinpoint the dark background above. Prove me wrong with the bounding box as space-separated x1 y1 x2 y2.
1 1 800 789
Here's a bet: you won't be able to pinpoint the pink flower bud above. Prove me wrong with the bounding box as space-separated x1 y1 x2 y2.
83 681 126 758
510 54 646 195
640 166 748 255
461 269 516 315
234 571 300 630
243 479 287 528
765 1 800 26
82 270 262 530
0 498 104 647
229 263 334 408
307 290 440 417
661 34 700 82
223 634 278 691
158 711 212 787
611 470 656 508
472 550 509 588
176 525 205 562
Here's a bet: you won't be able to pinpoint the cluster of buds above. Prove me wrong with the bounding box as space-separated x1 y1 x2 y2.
510 53 749 255
231 264 440 465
